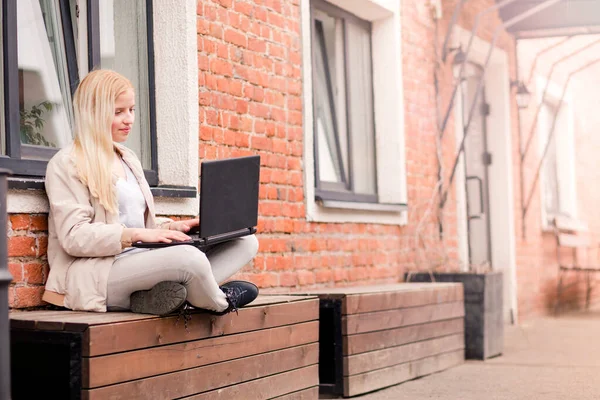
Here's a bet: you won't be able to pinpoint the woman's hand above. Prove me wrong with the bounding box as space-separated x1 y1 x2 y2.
168 218 200 233
131 228 192 243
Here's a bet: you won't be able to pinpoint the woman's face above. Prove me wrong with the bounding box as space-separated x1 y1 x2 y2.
111 89 135 143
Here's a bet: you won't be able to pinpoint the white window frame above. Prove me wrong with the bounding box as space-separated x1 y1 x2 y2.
8 0 199 216
536 76 578 230
301 0 407 225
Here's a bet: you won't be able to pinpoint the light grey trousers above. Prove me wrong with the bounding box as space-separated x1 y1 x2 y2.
106 235 258 312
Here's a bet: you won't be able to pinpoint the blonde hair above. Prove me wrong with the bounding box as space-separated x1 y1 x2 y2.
73 69 134 214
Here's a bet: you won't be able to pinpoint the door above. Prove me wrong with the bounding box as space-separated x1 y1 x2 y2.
461 63 492 270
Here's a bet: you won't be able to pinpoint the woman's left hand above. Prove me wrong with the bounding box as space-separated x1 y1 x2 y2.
169 218 200 233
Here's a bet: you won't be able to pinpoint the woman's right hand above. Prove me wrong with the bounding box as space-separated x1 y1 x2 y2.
131 228 192 243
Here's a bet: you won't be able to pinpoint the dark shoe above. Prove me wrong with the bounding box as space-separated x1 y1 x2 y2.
210 280 259 316
130 281 187 316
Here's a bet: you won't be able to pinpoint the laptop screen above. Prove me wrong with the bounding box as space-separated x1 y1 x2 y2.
198 155 260 238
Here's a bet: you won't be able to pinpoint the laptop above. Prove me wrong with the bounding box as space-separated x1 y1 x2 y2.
133 155 260 249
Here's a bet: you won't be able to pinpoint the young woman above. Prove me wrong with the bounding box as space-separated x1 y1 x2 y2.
42 69 259 316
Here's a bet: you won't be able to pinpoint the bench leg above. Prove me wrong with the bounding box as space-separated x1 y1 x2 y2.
555 270 564 315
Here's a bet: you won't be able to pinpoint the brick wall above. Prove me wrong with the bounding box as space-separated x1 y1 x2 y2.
514 37 600 318
7 215 48 308
8 0 600 323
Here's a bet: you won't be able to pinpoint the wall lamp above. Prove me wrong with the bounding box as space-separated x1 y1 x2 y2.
511 80 531 109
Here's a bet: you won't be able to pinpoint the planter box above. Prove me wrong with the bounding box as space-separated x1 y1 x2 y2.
406 271 503 360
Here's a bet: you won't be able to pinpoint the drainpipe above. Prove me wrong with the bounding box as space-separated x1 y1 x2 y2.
0 168 12 400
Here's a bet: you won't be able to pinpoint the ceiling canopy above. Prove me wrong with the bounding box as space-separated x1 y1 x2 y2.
498 0 600 39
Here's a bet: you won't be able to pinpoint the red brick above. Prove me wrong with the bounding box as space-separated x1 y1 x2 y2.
315 269 333 283
297 270 315 286
251 272 278 288
278 272 297 287
224 29 247 48
8 263 22 283
10 215 29 231
216 0 233 8
37 236 48 257
23 263 46 285
8 236 36 257
13 286 44 308
8 287 15 308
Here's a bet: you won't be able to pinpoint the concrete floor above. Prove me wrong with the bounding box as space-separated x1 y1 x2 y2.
348 310 600 400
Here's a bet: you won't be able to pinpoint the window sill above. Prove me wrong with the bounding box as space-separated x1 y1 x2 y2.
151 186 196 198
317 198 407 213
542 214 587 233
7 178 196 198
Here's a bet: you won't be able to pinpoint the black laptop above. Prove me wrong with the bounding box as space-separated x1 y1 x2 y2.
133 155 260 249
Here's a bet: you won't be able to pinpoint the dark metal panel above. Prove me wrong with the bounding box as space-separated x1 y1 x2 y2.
0 170 12 400
318 299 344 397
59 0 80 94
316 188 378 204
0 158 48 176
144 168 158 186
11 330 83 400
3 0 20 159
86 0 100 69
146 0 159 178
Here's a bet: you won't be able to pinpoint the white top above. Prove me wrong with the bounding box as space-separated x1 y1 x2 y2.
116 158 148 259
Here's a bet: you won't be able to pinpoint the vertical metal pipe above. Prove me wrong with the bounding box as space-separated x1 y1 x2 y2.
0 168 13 400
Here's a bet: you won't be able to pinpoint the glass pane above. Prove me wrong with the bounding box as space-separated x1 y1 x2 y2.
541 103 560 215
17 0 74 157
100 0 152 169
313 13 347 186
346 21 376 195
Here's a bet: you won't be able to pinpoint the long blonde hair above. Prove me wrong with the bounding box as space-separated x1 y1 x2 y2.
72 70 134 214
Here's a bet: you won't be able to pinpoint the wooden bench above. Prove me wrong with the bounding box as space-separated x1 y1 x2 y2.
292 283 465 397
552 216 600 312
10 295 320 400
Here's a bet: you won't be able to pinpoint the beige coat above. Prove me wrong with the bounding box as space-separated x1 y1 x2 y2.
42 142 170 312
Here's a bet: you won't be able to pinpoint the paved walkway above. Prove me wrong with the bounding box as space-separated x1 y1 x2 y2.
352 310 600 400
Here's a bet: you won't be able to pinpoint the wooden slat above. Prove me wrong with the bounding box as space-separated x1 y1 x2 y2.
84 321 319 388
183 365 319 400
10 311 87 331
344 334 464 375
343 285 463 315
8 295 315 329
270 386 319 400
293 283 460 296
247 295 315 306
558 233 590 248
10 310 155 323
85 298 319 356
83 343 318 400
344 349 464 397
343 302 465 335
344 318 464 355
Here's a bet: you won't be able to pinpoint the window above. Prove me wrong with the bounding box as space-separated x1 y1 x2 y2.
311 0 377 203
302 0 406 224
539 100 577 222
1 0 156 184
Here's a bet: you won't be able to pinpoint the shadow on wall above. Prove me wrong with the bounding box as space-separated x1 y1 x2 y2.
543 273 593 313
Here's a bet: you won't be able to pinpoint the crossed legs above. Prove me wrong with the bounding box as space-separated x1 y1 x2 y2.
106 235 258 312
